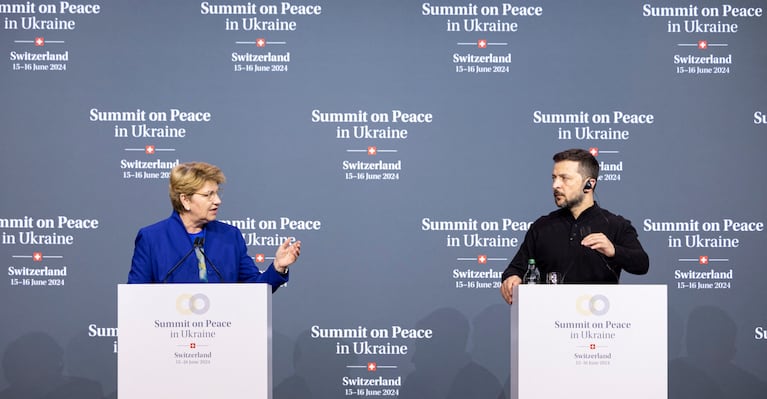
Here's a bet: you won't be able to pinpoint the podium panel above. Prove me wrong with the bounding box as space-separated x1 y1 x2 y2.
118 283 271 399
510 284 667 399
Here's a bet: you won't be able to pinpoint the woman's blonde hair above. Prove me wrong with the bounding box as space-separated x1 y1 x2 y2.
168 162 226 212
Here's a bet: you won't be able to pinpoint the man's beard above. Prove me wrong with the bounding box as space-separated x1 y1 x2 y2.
555 191 584 209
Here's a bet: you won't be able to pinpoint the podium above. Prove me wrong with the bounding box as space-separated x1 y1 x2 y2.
509 284 667 399
118 283 272 399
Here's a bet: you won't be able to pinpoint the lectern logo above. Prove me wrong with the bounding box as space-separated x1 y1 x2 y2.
176 293 210 315
576 294 610 316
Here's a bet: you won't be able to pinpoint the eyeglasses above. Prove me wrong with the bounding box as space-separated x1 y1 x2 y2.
192 190 222 202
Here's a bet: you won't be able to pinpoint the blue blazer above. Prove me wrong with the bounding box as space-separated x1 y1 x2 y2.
128 211 288 290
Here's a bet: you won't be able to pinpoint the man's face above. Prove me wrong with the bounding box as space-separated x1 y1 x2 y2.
552 160 586 209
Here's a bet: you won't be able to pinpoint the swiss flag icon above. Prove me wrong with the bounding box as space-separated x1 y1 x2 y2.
367 146 377 156
477 39 487 49
589 147 599 157
145 145 155 154
698 40 708 50
367 362 377 372
35 37 44 46
33 252 43 262
190 343 196 349
589 343 596 350
255 254 265 263
256 38 266 47
699 255 709 265
477 255 487 264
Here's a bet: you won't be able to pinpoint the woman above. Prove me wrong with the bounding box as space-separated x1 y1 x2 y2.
127 162 301 290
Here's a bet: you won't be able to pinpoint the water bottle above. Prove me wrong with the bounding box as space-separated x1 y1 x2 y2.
523 258 540 284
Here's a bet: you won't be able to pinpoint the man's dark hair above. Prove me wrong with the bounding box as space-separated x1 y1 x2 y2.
553 148 600 181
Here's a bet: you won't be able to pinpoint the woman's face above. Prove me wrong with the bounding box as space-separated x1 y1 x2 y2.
181 180 221 228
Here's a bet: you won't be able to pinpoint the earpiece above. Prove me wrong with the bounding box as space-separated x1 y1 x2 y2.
583 179 593 193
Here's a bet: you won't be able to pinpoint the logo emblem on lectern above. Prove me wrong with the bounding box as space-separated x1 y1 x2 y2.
576 294 610 316
176 293 210 315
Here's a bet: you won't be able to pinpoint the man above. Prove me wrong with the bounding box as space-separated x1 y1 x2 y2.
500 149 648 304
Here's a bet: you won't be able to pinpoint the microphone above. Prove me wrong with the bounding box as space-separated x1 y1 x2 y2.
162 237 202 283
579 225 620 283
197 238 224 282
560 225 585 284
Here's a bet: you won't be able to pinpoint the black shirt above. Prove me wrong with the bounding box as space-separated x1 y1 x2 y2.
501 203 649 284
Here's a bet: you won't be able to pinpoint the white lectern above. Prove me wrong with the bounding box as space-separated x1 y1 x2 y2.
510 284 667 399
118 283 271 399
